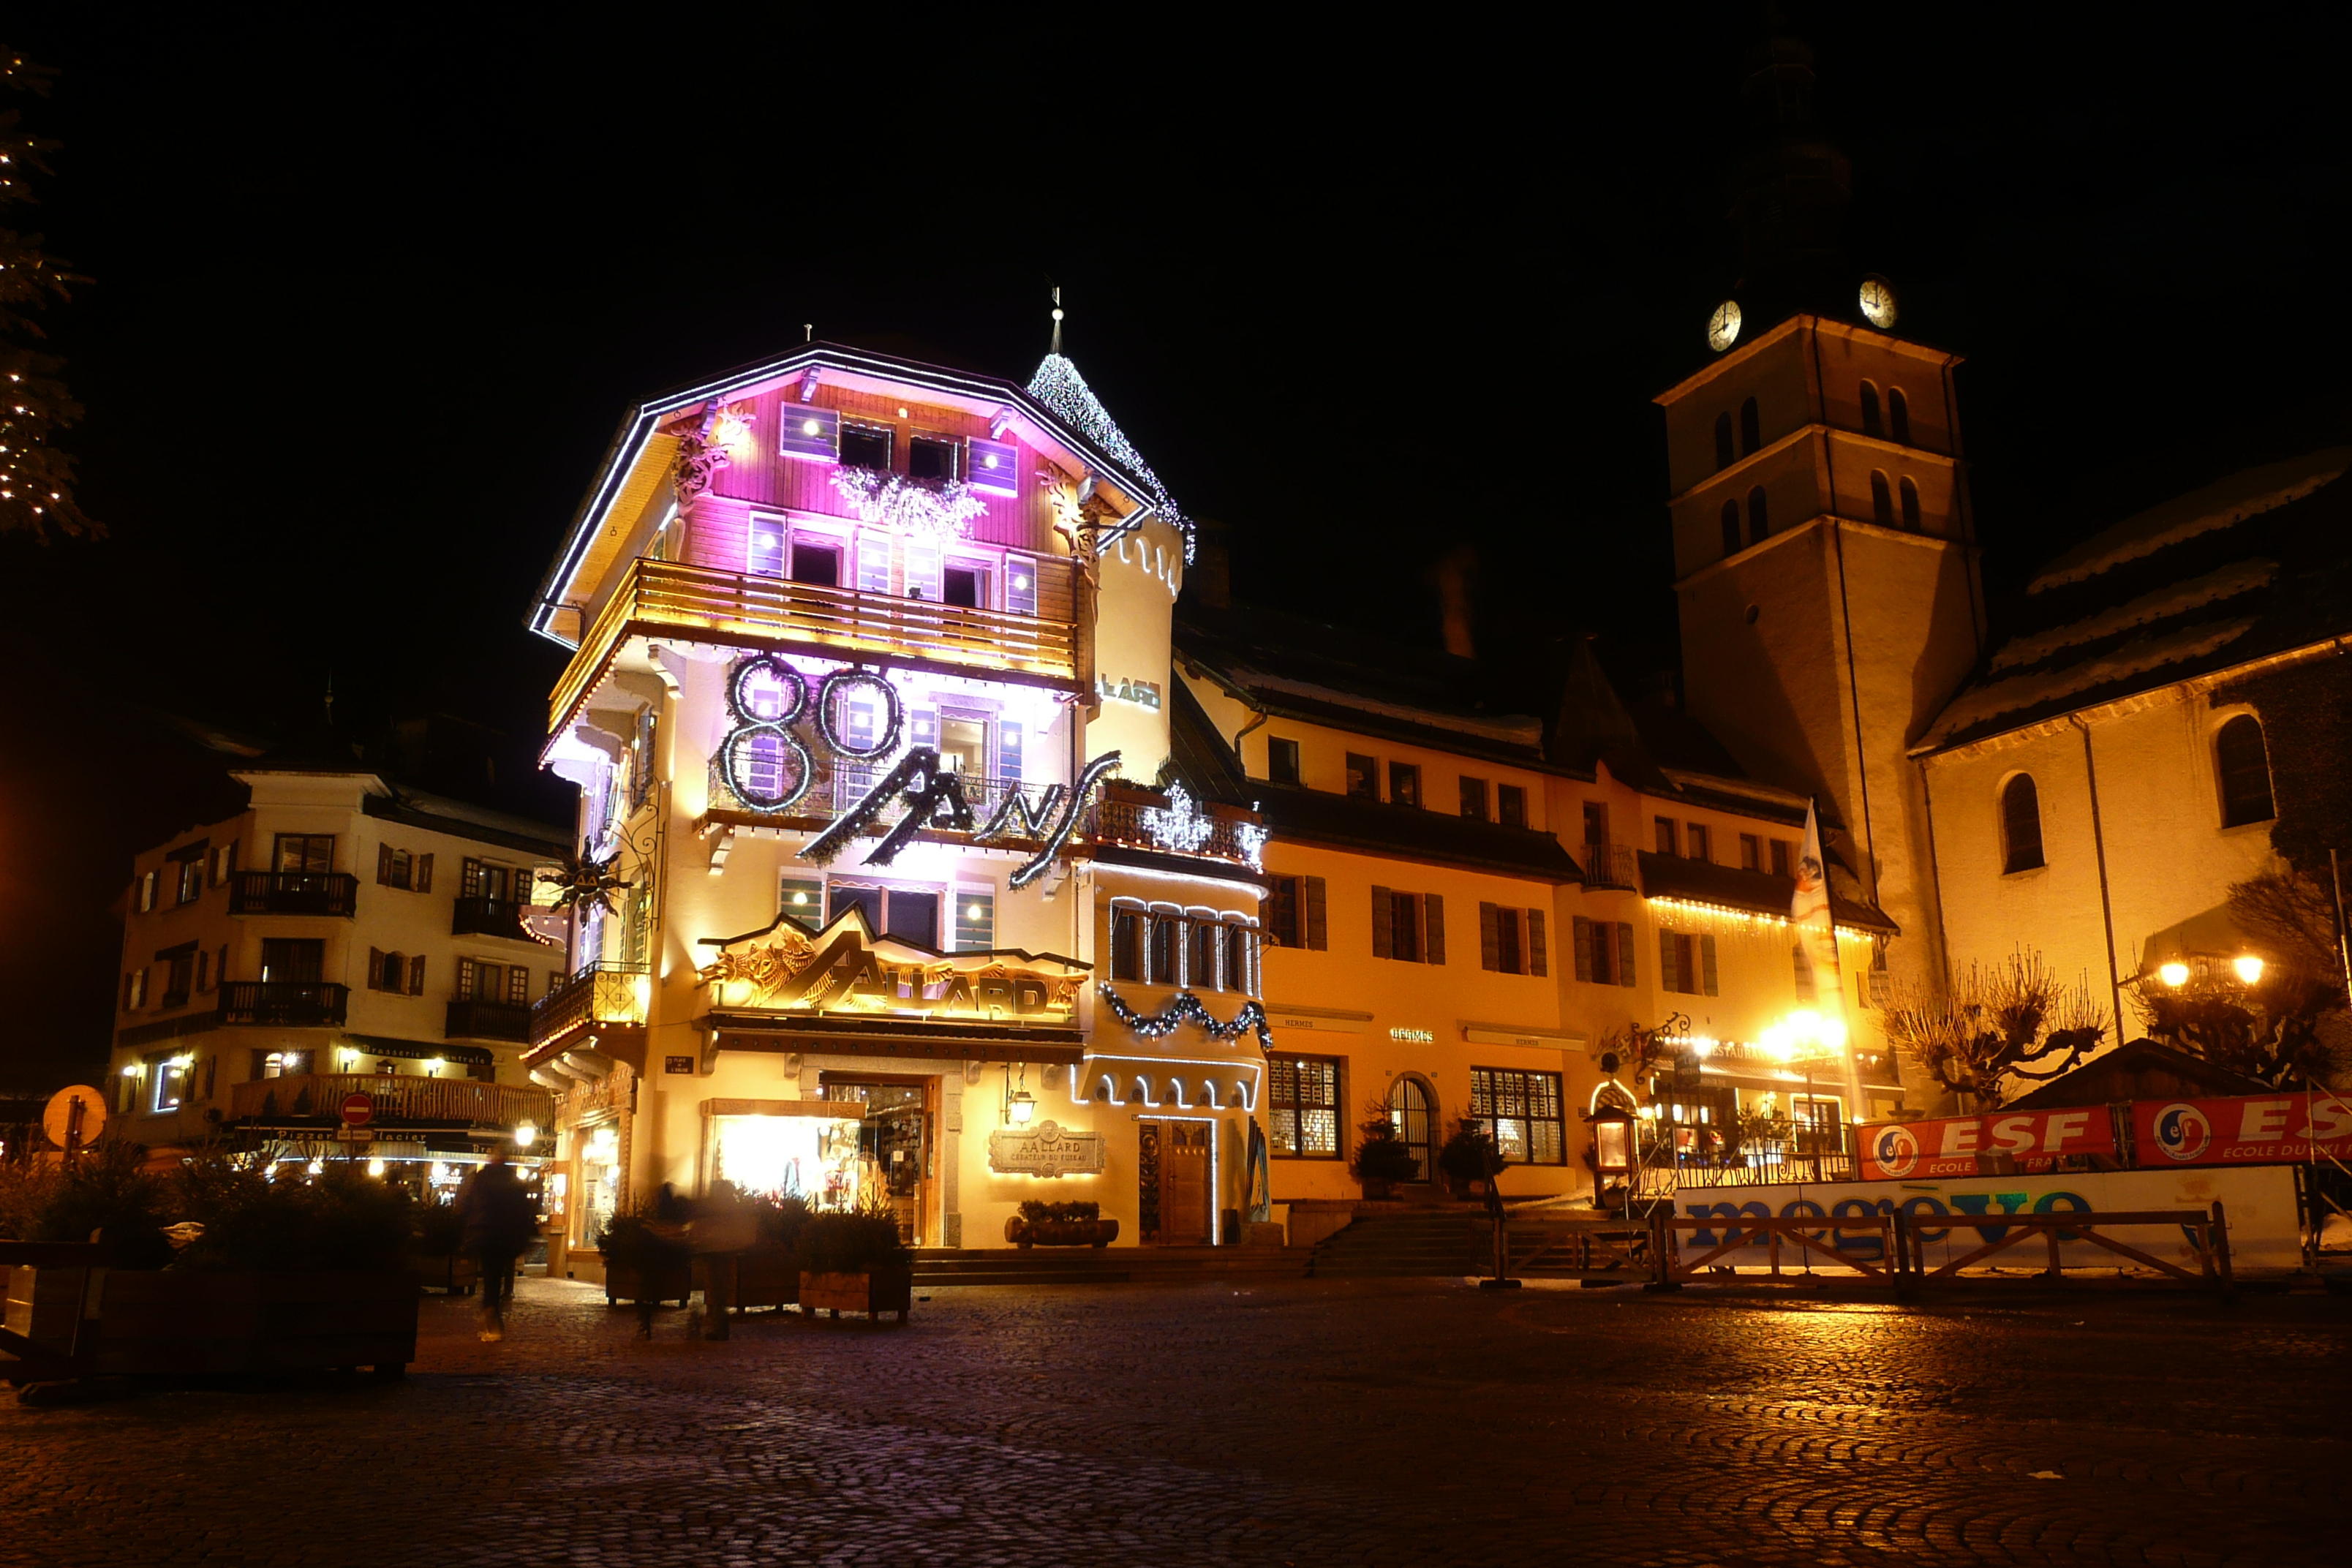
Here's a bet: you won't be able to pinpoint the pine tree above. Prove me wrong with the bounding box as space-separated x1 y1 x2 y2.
0 49 95 539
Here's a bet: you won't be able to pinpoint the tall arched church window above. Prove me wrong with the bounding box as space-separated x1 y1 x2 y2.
1746 486 1768 545
1859 381 1883 439
2215 715 2277 826
1720 500 1742 558
2000 774 2045 873
1888 388 1911 446
1899 476 1922 531
1739 396 1761 456
1714 412 1735 471
1869 470 1893 527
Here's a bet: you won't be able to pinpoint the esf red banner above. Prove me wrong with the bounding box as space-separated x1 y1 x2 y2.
1859 1109 2116 1180
2133 1093 2352 1166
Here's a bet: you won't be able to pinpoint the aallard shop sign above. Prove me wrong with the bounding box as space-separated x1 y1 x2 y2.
988 1119 1104 1178
699 905 1088 1025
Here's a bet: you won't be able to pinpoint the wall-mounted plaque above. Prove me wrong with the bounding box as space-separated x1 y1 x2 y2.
988 1119 1104 1179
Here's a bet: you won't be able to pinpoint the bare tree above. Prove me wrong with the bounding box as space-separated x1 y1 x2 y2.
1882 949 2107 1108
2128 867 2352 1088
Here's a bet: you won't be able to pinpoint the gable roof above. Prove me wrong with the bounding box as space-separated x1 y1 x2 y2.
529 341 1182 645
1920 447 2352 752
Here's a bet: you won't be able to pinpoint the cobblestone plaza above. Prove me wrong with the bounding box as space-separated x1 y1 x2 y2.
5 1275 2345 1567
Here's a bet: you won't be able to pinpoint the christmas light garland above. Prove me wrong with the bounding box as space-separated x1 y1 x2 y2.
1098 984 1274 1049
720 656 813 812
1141 781 1215 854
827 467 987 543
1025 353 1194 562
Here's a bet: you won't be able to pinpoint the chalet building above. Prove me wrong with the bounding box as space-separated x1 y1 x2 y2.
102 755 568 1173
516 334 1910 1266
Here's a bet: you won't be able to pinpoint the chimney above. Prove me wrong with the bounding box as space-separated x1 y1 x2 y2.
1185 519 1233 610
1434 546 1477 659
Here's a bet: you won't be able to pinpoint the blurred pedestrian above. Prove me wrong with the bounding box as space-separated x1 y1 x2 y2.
454 1146 538 1342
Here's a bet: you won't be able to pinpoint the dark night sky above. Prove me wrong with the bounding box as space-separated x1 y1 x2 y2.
3 5 2347 1088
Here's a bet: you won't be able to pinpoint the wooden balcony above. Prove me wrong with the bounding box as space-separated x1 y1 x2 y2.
1581 841 1638 890
217 981 350 1028
451 896 532 941
230 872 359 917
229 1072 551 1130
551 558 1082 731
445 998 534 1042
530 962 649 1050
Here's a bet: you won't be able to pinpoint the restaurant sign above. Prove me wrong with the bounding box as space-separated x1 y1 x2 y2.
698 904 1087 1022
988 1119 1104 1178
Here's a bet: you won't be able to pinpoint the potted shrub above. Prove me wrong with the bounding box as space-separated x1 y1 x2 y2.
409 1200 478 1295
1438 1121 1501 1202
796 1207 913 1324
599 1211 693 1324
693 1192 809 1314
1350 1109 1422 1200
1003 1199 1120 1248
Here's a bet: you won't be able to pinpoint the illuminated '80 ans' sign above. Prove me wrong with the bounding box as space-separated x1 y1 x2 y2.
720 656 903 812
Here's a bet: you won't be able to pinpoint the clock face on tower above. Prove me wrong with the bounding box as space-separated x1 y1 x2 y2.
1706 299 1742 353
1858 276 1898 330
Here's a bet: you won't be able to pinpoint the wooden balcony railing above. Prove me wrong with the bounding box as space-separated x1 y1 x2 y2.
217 981 350 1028
1580 841 1637 890
531 962 649 1049
230 872 359 917
229 1072 551 1129
445 998 534 1042
551 558 1082 731
451 896 532 941
1084 786 1265 869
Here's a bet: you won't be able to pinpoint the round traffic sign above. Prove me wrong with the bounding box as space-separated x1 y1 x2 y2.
340 1091 375 1128
43 1085 106 1149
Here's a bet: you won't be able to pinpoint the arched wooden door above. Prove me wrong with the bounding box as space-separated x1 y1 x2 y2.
1389 1078 1434 1183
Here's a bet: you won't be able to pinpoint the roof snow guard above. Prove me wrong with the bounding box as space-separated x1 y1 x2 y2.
1026 353 1193 562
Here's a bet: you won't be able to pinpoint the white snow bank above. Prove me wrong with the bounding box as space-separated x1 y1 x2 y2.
2028 447 2348 595
1928 617 2258 742
1232 665 1546 747
1991 559 2276 672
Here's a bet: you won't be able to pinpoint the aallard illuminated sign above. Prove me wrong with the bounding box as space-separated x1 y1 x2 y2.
698 904 1088 1022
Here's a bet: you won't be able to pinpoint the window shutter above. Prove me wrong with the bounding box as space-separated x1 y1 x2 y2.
1480 902 1500 971
377 844 393 884
508 967 529 1005
1529 911 1548 977
1370 886 1392 960
1701 935 1719 996
1572 916 1593 981
998 720 1024 783
415 853 434 893
458 959 475 1000
1423 894 1445 965
1616 922 1636 987
461 858 483 899
1304 876 1327 951
1659 930 1681 995
410 955 426 995
367 947 385 991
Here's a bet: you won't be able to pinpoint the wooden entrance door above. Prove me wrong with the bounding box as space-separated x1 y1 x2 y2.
1142 1120 1212 1245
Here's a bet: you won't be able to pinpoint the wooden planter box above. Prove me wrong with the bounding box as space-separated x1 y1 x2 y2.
1004 1216 1120 1248
693 1243 799 1311
409 1251 479 1296
799 1264 913 1324
603 1255 692 1308
12 1269 419 1379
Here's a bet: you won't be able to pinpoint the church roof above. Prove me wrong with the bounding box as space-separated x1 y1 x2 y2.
1918 445 2352 751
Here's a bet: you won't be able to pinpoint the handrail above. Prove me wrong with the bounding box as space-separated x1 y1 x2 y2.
531 962 649 1047
227 1073 552 1128
216 981 350 1028
551 558 1082 731
229 872 360 917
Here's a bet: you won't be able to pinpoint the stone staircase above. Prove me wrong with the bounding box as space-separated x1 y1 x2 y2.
911 1245 1315 1289
1308 1211 1491 1278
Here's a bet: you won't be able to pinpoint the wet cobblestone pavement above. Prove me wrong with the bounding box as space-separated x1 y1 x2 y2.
4 1274 2348 1566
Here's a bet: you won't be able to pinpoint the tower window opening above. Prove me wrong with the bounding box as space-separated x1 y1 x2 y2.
1899 476 1922 532
1739 396 1761 456
2000 774 2045 874
1714 412 1735 471
1746 486 1768 545
1860 380 1883 439
1721 500 1742 558
2215 715 2276 827
1888 388 1911 446
1869 470 1893 527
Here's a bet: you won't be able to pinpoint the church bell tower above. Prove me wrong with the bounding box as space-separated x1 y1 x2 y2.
1656 26 1986 999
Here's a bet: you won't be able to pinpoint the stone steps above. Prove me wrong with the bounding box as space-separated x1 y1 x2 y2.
1310 1215 1490 1277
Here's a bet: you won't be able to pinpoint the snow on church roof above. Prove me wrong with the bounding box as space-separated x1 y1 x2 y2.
1027 353 1193 562
2027 446 2349 594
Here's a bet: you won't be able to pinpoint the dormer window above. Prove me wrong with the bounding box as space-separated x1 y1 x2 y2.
908 434 961 481
841 422 893 472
